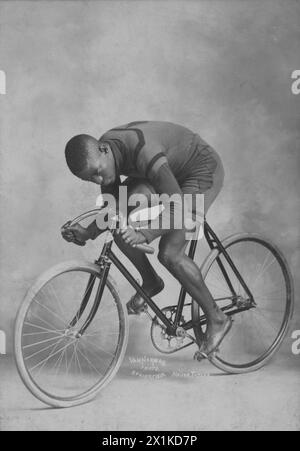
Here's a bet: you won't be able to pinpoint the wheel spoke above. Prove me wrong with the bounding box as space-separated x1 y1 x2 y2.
80 339 109 366
24 336 65 361
29 311 61 333
84 330 119 337
32 297 67 327
24 321 64 334
53 348 67 376
258 287 285 297
76 346 103 376
251 253 276 289
23 334 64 349
74 342 83 376
81 336 115 358
28 339 76 371
45 284 68 323
252 308 280 336
207 273 228 294
23 330 63 337
34 336 67 377
248 312 270 350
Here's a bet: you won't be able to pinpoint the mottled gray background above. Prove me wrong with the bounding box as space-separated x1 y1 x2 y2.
0 0 299 430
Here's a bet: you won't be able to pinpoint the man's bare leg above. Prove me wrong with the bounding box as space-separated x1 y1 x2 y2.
114 233 164 297
158 229 230 354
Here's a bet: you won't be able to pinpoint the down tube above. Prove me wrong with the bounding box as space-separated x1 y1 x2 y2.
108 250 175 333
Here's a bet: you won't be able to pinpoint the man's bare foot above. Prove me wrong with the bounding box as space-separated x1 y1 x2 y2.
127 277 164 315
195 315 233 360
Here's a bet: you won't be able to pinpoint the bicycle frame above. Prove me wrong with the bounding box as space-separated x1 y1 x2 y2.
71 218 256 338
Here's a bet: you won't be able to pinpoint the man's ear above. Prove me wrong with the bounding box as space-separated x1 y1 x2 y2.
99 143 109 154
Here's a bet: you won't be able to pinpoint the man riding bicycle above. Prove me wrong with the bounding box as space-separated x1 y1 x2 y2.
62 120 232 358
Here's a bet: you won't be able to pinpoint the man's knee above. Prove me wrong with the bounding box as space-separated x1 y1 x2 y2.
158 241 184 269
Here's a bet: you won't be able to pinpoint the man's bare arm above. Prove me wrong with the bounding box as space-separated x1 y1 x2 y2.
86 218 107 240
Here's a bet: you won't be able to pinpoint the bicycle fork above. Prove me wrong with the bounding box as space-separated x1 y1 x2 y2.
66 234 113 338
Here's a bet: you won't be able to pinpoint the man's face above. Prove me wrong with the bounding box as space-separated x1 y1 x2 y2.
78 144 116 187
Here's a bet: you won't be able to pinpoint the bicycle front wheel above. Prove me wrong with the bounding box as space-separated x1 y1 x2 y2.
192 233 294 373
14 261 129 408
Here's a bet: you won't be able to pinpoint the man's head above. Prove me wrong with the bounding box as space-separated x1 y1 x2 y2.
65 134 116 186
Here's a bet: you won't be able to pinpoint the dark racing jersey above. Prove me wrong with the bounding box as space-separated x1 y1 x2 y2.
99 121 219 242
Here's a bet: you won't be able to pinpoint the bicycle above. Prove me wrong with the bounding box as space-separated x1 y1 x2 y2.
14 207 294 407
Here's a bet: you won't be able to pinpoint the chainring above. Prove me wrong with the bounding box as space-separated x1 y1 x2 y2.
150 305 195 354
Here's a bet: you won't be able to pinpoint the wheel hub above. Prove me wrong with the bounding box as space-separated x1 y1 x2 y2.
64 328 81 339
235 295 253 309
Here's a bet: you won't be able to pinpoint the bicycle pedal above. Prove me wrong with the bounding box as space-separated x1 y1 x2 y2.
127 302 148 316
140 304 148 314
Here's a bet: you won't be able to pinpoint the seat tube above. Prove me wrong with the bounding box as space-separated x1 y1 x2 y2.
174 239 199 327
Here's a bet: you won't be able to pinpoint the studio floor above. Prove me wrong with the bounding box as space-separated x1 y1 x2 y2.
1 323 299 431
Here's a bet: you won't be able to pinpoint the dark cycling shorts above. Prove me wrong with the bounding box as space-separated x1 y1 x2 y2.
122 144 224 217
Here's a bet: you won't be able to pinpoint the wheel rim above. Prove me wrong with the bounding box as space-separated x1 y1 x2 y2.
194 237 292 369
19 269 124 401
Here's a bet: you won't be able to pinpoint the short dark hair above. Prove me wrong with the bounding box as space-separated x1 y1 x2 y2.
65 134 94 175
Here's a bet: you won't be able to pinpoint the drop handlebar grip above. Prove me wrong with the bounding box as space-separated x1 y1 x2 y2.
135 243 155 254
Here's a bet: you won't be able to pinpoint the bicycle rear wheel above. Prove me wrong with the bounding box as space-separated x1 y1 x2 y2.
192 233 294 373
14 261 128 407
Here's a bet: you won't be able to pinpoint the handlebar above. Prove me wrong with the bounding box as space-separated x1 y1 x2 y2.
63 208 155 254
68 208 103 227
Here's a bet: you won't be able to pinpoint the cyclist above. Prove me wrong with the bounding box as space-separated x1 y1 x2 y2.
62 121 232 358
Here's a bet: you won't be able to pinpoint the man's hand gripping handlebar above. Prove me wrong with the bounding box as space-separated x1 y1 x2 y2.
61 208 155 254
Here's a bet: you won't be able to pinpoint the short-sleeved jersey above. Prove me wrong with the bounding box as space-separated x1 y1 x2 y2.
99 120 216 189
99 121 218 242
